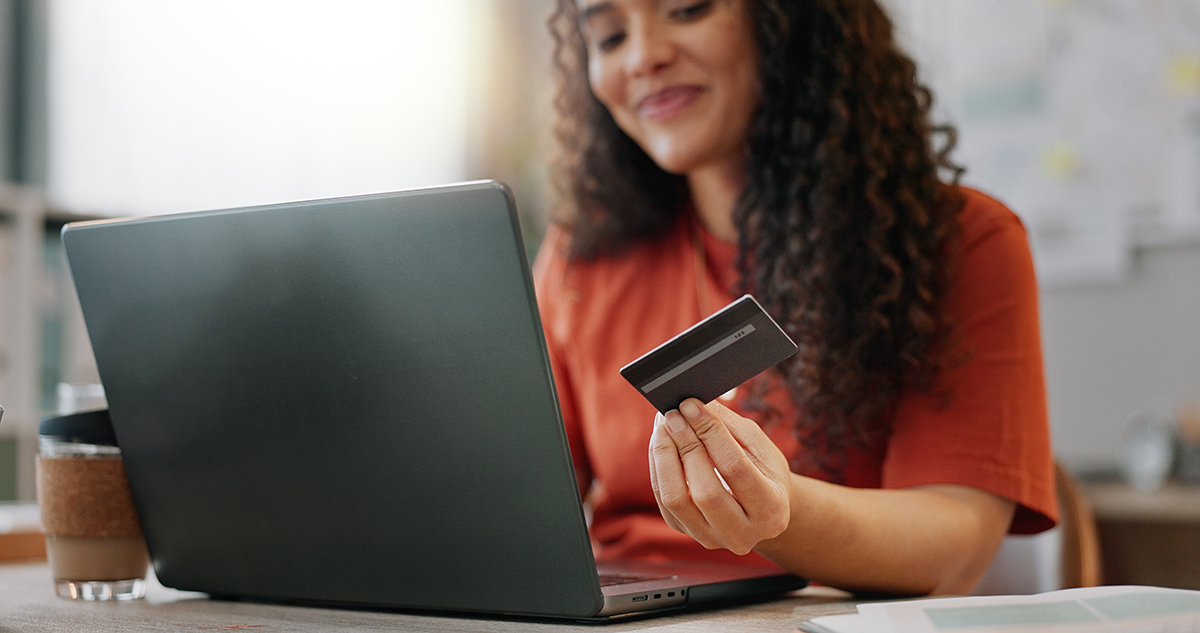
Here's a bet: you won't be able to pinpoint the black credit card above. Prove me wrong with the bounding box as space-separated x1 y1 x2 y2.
619 295 798 413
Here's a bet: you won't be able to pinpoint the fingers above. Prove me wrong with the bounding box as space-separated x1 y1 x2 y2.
655 401 762 553
710 402 787 467
651 408 739 548
706 401 792 537
662 406 745 521
674 400 787 517
648 400 793 554
675 400 753 483
648 412 690 534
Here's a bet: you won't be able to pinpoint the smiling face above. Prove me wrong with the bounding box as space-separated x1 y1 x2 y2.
579 0 760 176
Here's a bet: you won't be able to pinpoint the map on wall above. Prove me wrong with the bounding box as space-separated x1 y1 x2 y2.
886 0 1200 287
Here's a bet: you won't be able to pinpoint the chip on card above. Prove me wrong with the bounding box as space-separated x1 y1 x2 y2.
619 295 798 414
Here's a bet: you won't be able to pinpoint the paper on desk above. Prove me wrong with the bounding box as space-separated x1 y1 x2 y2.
844 585 1200 633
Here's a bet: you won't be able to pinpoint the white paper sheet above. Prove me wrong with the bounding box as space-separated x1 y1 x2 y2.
855 586 1200 633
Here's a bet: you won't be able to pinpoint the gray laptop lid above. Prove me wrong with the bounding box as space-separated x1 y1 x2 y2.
62 182 605 617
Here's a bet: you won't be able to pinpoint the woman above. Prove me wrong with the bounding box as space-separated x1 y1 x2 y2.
534 0 1056 595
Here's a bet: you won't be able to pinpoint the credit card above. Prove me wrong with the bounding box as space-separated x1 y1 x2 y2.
619 295 798 413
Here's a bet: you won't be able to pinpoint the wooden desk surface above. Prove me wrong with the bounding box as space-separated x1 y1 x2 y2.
0 562 858 632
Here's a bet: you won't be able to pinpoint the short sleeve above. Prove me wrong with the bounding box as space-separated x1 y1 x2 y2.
532 226 593 496
881 195 1057 534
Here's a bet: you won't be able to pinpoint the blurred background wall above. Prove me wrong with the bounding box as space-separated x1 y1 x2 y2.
0 0 556 500
886 0 1200 475
1 0 1198 500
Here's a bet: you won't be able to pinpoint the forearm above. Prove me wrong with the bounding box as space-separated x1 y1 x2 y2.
754 477 1015 596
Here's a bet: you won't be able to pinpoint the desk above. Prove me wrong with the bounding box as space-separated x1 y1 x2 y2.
1083 481 1200 590
0 562 858 632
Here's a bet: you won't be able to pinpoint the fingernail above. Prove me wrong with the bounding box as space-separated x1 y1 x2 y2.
654 411 665 428
680 399 700 420
665 411 688 434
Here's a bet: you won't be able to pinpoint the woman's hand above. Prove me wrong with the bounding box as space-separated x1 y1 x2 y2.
648 398 792 555
647 398 1018 594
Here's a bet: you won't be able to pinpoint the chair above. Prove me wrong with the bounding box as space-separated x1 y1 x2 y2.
1054 461 1101 588
974 461 1101 594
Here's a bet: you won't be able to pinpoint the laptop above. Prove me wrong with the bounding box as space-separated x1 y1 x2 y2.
60 181 805 621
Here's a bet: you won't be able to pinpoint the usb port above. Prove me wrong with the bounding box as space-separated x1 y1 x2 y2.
632 595 648 602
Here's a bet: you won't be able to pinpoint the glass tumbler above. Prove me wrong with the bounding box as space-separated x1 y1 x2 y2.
36 409 149 600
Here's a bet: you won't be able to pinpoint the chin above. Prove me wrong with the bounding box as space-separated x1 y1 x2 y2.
645 148 700 176
643 135 729 176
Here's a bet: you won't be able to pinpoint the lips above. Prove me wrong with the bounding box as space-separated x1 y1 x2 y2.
636 86 703 121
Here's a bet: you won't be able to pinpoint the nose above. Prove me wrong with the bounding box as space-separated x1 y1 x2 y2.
624 18 675 78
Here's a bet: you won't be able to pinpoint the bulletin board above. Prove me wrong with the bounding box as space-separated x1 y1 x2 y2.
888 0 1200 287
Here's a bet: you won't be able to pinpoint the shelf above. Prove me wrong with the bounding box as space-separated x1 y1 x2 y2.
1082 481 1200 590
0 183 47 502
1083 481 1200 523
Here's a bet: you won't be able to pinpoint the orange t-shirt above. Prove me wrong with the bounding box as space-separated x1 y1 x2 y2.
532 188 1057 567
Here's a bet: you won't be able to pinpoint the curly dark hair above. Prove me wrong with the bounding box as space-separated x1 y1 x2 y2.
548 0 966 476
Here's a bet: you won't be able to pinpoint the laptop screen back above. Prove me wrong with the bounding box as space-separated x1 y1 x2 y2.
62 182 603 617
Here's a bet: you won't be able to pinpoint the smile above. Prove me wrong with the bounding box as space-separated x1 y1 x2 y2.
636 86 704 121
